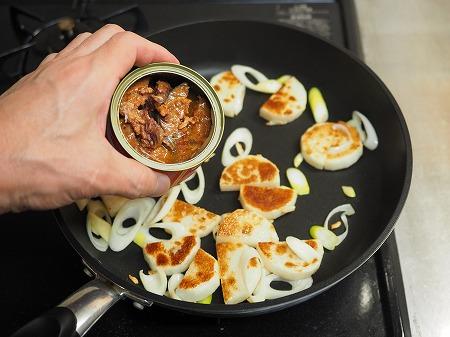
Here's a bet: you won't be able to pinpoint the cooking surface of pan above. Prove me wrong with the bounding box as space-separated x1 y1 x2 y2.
58 20 412 316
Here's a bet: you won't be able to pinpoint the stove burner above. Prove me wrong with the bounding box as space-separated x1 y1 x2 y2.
0 2 148 87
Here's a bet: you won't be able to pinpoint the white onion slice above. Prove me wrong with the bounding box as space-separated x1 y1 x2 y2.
134 221 188 248
286 168 310 195
309 226 339 250
231 65 281 94
87 214 110 252
342 186 356 198
87 200 111 222
308 87 329 123
286 236 320 262
277 75 291 84
139 269 167 296
248 274 313 302
88 212 111 242
146 186 181 224
109 198 155 252
351 111 378 150
347 116 366 142
167 273 184 300
75 199 89 211
180 166 205 204
253 79 282 94
324 204 355 245
221 127 253 167
86 200 111 252
293 153 303 167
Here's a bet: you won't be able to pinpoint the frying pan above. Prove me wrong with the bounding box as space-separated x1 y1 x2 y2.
11 20 412 337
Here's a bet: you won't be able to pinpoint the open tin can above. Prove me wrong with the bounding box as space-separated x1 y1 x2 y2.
108 63 224 186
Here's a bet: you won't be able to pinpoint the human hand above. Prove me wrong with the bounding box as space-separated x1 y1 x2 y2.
0 24 178 213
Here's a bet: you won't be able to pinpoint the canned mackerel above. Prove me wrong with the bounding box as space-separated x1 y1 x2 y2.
108 63 224 186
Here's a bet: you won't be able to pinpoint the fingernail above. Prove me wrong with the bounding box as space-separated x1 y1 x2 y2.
153 172 171 196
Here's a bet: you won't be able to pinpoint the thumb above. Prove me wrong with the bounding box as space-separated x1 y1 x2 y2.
101 149 171 198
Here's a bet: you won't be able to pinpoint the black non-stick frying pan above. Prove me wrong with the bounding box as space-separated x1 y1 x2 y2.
11 20 412 337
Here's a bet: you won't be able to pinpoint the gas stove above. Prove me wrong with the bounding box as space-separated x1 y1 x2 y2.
0 1 411 336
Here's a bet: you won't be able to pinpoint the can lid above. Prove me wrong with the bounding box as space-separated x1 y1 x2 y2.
110 63 224 171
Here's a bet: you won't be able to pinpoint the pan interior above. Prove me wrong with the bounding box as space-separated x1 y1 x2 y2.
58 21 410 316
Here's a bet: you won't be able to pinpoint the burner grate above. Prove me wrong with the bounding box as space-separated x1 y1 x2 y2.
0 1 148 86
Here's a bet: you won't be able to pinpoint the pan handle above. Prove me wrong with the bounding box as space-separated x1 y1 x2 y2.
10 278 123 337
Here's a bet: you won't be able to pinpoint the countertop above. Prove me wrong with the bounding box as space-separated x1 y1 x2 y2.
355 1 450 336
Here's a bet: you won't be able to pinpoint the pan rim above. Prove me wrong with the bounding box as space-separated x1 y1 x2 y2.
56 19 413 317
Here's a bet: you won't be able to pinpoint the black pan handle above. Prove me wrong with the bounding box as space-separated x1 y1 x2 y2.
10 278 123 337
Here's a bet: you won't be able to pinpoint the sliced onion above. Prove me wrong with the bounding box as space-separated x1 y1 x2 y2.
75 199 89 211
87 214 110 252
308 87 328 123
248 274 313 302
109 198 155 252
139 269 167 296
324 204 355 245
231 65 281 94
329 123 351 154
347 116 366 142
88 212 111 242
253 79 282 93
286 168 310 195
180 166 205 204
167 273 184 300
145 186 181 224
342 186 356 198
134 221 188 248
100 195 129 217
87 200 111 222
221 127 253 167
197 295 213 304
86 200 111 252
351 111 378 150
293 153 303 167
277 75 291 84
309 225 339 250
286 236 320 262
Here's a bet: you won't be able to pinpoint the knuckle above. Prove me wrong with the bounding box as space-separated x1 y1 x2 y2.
102 23 124 33
113 31 135 45
76 32 92 40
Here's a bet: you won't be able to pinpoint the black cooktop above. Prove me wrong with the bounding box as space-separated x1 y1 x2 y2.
0 1 411 336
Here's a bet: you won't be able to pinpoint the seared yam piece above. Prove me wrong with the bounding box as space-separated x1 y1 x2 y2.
216 242 262 304
215 209 279 247
163 200 221 237
220 155 280 192
176 249 220 302
301 121 363 170
257 240 323 281
210 71 246 118
143 235 200 276
259 76 307 125
239 185 297 220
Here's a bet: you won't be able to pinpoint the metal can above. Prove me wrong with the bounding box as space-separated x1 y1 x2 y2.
108 62 224 186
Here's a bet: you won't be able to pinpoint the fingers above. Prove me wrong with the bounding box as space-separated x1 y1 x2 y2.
97 149 170 198
39 53 57 66
92 31 179 80
70 24 124 57
56 32 92 57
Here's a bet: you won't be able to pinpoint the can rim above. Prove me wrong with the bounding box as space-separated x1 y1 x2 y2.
110 63 224 172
